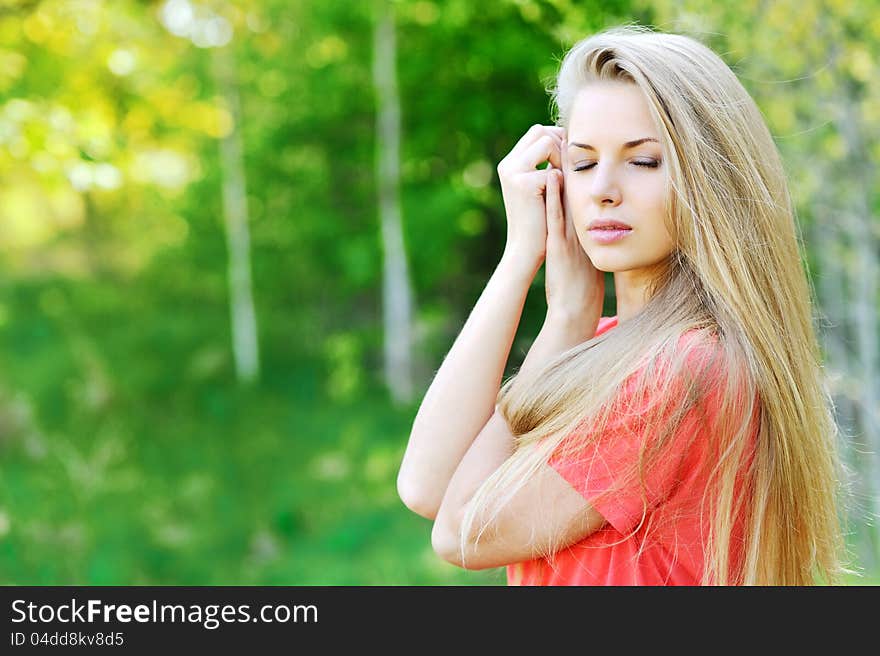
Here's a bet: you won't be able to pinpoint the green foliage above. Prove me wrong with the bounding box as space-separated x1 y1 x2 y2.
0 0 876 583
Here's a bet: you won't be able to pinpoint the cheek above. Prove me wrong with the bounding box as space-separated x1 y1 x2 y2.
631 196 673 252
641 187 670 232
636 178 667 210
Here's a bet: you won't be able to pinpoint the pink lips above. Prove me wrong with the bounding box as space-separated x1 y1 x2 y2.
589 229 631 244
587 218 632 244
588 218 632 230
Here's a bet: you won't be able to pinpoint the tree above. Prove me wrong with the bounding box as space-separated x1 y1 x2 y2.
372 0 415 404
159 0 261 384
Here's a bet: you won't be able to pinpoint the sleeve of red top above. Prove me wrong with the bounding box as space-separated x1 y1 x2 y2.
547 330 716 536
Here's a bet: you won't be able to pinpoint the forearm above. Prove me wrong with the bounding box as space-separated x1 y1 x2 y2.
434 317 597 537
518 311 597 380
397 249 540 519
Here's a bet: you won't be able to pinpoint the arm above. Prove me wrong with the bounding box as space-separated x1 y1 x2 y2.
431 315 606 569
432 153 609 569
397 251 539 519
397 124 565 520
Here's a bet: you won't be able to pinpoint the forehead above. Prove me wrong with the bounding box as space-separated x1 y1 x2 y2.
568 81 658 140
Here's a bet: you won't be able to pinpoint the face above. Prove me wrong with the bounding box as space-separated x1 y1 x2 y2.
564 81 674 273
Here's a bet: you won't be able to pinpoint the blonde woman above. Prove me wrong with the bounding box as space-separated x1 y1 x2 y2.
397 26 848 585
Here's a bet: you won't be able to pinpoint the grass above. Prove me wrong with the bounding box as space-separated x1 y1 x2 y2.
0 276 504 585
0 276 874 586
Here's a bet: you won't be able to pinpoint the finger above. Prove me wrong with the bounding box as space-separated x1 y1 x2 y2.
549 127 566 155
545 166 564 247
519 135 563 171
558 136 575 240
516 168 554 197
560 169 575 241
510 125 562 163
511 123 552 153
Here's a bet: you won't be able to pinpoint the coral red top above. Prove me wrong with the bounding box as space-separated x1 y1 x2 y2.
507 316 757 586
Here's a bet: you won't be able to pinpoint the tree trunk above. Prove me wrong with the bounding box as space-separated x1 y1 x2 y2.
372 0 415 405
212 45 261 384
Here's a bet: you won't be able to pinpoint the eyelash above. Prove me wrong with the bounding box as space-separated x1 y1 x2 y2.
573 160 661 172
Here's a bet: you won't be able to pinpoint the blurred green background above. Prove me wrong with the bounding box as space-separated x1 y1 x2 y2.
0 0 877 585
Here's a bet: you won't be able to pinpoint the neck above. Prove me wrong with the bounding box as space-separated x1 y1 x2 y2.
613 260 667 323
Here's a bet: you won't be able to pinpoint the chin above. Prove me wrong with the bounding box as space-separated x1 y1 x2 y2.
584 253 624 273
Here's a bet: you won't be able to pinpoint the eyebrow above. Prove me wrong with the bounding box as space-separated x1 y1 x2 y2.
568 137 659 151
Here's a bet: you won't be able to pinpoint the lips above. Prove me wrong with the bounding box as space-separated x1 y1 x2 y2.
587 219 632 230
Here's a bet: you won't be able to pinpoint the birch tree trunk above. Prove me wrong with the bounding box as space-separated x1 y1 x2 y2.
372 0 415 404
212 45 261 384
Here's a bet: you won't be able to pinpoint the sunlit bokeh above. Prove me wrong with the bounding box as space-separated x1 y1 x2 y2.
0 0 876 585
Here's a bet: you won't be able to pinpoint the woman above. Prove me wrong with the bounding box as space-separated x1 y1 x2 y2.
397 25 848 585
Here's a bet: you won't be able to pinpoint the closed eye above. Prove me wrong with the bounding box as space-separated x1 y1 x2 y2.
573 159 661 172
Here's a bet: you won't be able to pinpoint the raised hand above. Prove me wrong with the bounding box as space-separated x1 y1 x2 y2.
496 124 566 272
543 135 605 335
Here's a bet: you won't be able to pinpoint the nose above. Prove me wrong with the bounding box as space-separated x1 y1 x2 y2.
589 163 622 207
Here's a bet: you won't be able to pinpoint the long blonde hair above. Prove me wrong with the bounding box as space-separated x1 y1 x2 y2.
461 25 849 585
